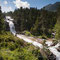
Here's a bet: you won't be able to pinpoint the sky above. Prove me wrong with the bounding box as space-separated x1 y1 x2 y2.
0 0 60 13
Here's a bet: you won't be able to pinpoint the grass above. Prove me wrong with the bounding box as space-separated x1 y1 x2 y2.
0 31 55 60
0 32 46 60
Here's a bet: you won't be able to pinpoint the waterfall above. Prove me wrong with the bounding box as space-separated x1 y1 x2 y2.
5 16 16 36
5 16 43 48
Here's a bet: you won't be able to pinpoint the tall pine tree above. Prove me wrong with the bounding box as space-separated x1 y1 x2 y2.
0 6 5 32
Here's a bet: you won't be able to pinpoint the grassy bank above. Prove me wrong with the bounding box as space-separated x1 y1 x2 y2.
0 32 48 60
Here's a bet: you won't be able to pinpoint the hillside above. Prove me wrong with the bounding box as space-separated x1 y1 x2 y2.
43 2 60 12
0 32 43 60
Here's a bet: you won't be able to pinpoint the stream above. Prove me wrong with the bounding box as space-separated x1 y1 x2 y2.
5 16 60 60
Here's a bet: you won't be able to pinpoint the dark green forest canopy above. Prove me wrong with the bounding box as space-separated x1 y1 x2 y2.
6 8 57 37
1 6 57 37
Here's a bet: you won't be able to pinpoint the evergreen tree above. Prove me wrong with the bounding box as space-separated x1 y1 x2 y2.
30 18 39 35
0 6 5 32
55 7 60 40
5 7 57 37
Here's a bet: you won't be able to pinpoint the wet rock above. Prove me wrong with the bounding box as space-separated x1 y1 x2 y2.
48 53 56 60
57 46 60 52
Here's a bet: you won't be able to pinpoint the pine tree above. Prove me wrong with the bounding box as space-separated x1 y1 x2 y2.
0 6 5 32
30 18 39 35
55 7 60 40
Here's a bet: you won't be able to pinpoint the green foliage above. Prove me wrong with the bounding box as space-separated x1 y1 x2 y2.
31 9 57 37
0 32 47 60
12 8 38 31
0 48 38 60
31 18 39 36
22 30 33 36
55 7 60 41
55 22 60 40
5 8 57 37
0 7 5 33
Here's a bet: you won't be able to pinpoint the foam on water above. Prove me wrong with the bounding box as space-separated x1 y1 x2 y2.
5 16 60 60
49 43 60 60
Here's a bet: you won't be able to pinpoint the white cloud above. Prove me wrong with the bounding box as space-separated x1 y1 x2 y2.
4 1 8 5
2 6 14 13
13 0 30 9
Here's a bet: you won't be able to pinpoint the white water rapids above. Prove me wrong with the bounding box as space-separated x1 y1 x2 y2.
5 16 43 48
5 16 60 60
49 43 60 60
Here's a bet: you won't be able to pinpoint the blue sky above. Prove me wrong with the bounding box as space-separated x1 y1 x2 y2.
0 0 60 12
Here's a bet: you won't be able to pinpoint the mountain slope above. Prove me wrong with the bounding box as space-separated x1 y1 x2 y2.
43 2 60 12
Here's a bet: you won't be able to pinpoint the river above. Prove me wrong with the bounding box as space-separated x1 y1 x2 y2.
5 16 60 60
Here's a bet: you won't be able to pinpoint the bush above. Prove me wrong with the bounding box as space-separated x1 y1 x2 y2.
0 32 46 60
22 30 33 36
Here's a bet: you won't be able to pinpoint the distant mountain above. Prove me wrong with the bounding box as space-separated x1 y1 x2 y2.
43 2 60 12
